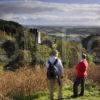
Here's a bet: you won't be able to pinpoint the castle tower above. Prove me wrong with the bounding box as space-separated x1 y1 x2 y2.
30 28 41 44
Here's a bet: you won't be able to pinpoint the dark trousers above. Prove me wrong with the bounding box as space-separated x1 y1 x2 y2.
73 77 85 96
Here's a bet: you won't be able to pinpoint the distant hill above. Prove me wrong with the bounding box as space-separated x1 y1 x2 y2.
65 27 100 35
0 19 24 35
82 35 100 49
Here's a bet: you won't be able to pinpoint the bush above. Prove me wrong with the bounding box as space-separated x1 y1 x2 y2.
2 40 16 58
32 44 52 65
87 54 94 63
0 67 69 99
18 50 32 66
0 48 8 63
57 40 82 68
0 67 47 99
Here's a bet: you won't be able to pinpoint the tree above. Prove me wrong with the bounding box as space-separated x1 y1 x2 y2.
32 44 52 65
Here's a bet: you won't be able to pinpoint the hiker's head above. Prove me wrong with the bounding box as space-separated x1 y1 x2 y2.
51 50 58 57
82 53 87 59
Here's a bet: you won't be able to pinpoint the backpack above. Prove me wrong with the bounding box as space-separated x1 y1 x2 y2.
47 59 58 79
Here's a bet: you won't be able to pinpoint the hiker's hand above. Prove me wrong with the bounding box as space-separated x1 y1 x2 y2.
61 76 63 79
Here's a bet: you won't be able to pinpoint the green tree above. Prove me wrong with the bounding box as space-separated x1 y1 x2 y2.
32 44 52 65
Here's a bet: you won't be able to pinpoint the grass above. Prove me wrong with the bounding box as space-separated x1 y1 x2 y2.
0 64 4 77
0 67 100 100
13 82 100 100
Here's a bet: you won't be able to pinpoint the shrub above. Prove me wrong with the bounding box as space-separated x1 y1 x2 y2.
57 40 82 68
0 48 8 63
2 40 16 58
18 50 32 66
32 44 52 65
0 66 69 99
87 54 94 63
0 67 47 99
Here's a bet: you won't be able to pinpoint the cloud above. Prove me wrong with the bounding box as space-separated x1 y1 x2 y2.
0 0 100 26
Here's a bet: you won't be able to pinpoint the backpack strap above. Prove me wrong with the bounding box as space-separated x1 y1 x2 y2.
48 59 58 66
48 60 51 65
53 59 58 65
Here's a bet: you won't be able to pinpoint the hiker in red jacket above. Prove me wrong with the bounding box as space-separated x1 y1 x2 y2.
72 53 88 98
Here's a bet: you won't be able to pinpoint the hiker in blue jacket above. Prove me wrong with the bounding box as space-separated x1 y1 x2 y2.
46 50 64 100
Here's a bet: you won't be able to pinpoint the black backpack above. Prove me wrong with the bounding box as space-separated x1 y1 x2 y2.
47 59 58 79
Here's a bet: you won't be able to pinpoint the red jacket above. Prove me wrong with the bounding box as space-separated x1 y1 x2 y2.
76 59 88 78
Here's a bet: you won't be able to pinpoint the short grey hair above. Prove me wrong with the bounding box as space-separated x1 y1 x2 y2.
51 50 58 56
82 53 87 59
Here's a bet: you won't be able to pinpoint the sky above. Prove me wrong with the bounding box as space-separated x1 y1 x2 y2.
0 0 100 26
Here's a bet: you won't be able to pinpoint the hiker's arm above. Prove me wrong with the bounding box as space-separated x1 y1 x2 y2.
75 64 79 76
58 59 64 78
46 60 49 68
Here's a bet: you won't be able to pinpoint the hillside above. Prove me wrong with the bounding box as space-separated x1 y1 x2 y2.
0 19 24 36
0 19 25 65
0 19 100 67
